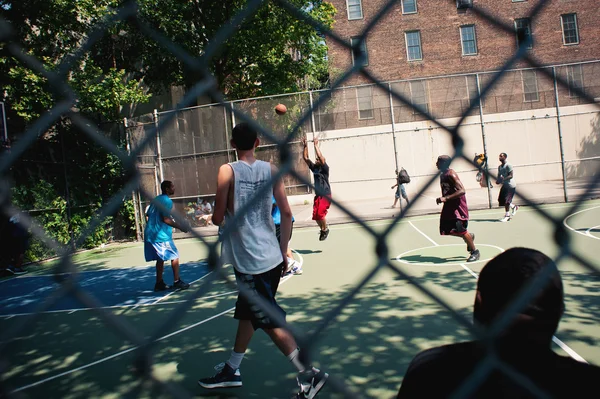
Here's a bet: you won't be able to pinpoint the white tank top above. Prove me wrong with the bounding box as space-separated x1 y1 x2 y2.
221 160 282 274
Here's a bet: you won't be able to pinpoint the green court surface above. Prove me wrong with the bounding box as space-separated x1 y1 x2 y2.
1 201 599 398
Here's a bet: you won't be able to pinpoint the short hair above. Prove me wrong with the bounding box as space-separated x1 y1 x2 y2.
475 247 564 330
161 180 173 194
437 155 452 169
500 152 508 158
232 123 258 151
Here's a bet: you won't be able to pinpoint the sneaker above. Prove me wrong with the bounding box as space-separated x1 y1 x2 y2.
318 229 330 241
500 216 510 222
296 367 328 399
6 266 27 275
467 249 480 263
291 264 303 275
198 362 242 388
154 280 170 292
172 279 190 290
511 205 519 217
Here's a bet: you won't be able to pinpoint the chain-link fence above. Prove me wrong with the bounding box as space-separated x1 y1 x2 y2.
1 0 600 398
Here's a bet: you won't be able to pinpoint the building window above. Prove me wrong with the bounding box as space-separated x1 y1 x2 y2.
521 70 539 102
402 0 417 14
405 31 422 61
567 64 584 97
357 86 374 119
410 80 429 114
561 14 579 45
460 25 477 55
515 18 532 49
457 0 473 9
347 0 363 20
350 37 368 67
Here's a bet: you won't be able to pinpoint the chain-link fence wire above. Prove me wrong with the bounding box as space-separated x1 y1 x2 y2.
1 0 600 397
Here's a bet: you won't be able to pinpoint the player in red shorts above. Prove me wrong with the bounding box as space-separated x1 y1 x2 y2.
302 135 331 241
436 155 480 263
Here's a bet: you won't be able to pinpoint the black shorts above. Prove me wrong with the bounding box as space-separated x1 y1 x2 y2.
440 219 469 236
275 222 293 243
233 263 286 330
498 185 516 207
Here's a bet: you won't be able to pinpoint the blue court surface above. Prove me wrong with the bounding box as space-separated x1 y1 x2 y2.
0 261 210 316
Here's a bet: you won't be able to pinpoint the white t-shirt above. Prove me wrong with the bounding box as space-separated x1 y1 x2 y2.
498 162 516 188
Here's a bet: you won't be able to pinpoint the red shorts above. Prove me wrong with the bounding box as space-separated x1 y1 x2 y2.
312 195 331 221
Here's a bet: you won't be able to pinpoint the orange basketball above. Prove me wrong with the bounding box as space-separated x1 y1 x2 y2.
275 103 287 115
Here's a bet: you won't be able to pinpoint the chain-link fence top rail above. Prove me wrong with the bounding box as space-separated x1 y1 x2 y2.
1 0 600 397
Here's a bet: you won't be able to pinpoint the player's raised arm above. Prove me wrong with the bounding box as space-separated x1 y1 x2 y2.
301 135 313 168
313 137 326 165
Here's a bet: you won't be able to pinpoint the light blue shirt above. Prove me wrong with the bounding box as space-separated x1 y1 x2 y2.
272 195 294 225
144 194 173 243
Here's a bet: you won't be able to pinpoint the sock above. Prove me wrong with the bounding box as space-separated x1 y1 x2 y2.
226 350 245 370
510 204 515 209
505 212 510 217
287 348 306 372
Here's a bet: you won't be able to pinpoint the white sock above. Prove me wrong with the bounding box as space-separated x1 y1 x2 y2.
505 212 510 217
226 350 245 370
287 348 306 372
510 204 515 209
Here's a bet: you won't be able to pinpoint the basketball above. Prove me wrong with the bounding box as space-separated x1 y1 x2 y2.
275 103 287 115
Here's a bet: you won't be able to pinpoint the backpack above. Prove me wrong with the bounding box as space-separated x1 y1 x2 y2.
398 168 411 184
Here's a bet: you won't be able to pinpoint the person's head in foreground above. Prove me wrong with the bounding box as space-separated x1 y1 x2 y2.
231 122 259 151
474 247 564 345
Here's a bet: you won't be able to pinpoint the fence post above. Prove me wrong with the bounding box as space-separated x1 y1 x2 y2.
476 73 493 209
153 109 164 182
223 104 232 163
230 102 239 161
309 91 318 194
552 66 569 203
124 117 142 241
388 83 401 211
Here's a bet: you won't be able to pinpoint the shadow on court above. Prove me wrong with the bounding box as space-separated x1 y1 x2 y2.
394 255 466 264
0 261 210 316
294 249 323 255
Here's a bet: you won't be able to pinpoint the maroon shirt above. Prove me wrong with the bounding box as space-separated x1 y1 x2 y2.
440 169 469 221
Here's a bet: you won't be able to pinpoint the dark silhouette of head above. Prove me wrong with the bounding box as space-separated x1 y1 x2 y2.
436 155 452 171
161 180 174 195
474 247 564 343
232 123 258 151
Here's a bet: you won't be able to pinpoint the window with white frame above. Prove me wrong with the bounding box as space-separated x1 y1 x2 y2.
402 0 417 14
357 86 374 119
521 70 539 102
410 80 429 114
567 64 584 97
561 14 579 45
515 18 532 49
405 31 422 61
347 0 363 20
460 25 477 55
350 37 368 67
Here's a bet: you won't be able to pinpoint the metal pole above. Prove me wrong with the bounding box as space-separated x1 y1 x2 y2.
308 91 318 194
223 104 232 163
124 117 142 241
476 74 493 209
388 83 401 211
552 66 569 202
230 102 238 161
153 109 165 182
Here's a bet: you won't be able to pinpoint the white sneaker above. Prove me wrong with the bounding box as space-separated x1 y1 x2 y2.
511 205 519 217
500 216 510 222
291 264 303 275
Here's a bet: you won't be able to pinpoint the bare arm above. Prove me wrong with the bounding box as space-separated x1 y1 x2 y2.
212 164 234 226
313 137 326 165
301 135 312 166
272 164 292 276
162 215 188 232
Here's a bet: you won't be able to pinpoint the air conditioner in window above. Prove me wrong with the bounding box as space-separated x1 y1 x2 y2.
457 0 473 9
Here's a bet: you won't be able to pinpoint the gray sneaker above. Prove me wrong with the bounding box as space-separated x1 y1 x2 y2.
296 367 328 399
467 249 480 263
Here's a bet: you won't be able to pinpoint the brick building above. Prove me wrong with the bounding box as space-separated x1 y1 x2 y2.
327 0 600 84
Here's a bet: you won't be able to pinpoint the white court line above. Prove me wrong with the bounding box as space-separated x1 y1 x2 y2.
408 221 439 246
406 220 587 363
585 225 600 239
0 291 239 319
149 271 213 306
11 267 298 393
292 202 590 234
563 205 600 241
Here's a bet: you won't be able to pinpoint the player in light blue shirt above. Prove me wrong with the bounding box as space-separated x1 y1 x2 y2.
144 180 191 292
